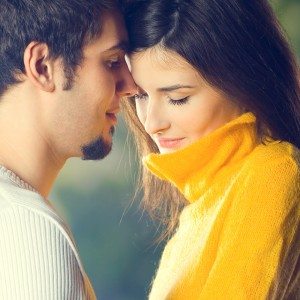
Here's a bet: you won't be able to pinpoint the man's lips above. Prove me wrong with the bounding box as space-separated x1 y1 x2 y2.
157 137 185 149
106 112 117 124
106 106 120 125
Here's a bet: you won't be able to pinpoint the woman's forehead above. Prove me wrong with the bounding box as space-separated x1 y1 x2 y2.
130 46 204 90
130 46 191 70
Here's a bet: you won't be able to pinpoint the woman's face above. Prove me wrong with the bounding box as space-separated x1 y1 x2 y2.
130 47 243 154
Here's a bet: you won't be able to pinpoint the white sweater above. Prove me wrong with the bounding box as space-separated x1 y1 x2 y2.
0 166 96 300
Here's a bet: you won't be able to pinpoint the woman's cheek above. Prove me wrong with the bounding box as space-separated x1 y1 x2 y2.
136 102 147 126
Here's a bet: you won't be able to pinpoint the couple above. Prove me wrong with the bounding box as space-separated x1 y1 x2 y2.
1 0 300 299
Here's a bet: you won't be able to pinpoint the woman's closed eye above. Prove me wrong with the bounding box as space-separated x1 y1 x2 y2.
167 96 190 106
131 93 190 106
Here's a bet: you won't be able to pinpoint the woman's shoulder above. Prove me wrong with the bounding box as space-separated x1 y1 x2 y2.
235 140 300 205
246 140 300 175
225 140 300 237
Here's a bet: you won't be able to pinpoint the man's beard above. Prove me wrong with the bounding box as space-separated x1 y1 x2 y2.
81 127 115 160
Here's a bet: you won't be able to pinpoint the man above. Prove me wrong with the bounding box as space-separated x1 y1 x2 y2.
0 0 136 298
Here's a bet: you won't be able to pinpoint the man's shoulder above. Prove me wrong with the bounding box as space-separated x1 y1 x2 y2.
0 184 90 299
0 174 54 215
0 175 85 272
0 174 67 236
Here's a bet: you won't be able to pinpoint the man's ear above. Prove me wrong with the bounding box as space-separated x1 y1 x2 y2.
23 42 55 92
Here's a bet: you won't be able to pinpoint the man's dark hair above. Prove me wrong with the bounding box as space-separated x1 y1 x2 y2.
0 0 118 95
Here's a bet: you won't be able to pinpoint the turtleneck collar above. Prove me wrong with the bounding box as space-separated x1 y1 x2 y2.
143 113 259 203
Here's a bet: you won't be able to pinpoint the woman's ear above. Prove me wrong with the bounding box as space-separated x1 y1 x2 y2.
23 41 55 92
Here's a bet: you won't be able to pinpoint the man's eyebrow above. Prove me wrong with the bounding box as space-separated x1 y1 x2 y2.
104 41 129 53
157 84 195 92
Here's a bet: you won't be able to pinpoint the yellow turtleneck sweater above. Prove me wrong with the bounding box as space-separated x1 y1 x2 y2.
143 113 300 300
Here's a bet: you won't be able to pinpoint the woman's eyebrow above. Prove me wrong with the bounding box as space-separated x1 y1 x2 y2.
157 85 195 92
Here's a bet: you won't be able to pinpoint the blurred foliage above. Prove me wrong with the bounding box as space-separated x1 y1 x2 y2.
52 119 164 299
51 1 300 299
271 0 300 58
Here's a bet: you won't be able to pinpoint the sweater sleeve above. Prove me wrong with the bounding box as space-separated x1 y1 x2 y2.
200 156 300 299
0 205 88 300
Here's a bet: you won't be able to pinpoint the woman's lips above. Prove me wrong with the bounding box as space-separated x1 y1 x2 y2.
157 137 185 149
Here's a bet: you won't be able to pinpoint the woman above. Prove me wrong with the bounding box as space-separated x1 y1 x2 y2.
122 0 300 299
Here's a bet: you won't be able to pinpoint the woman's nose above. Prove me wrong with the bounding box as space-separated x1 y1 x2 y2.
144 101 171 135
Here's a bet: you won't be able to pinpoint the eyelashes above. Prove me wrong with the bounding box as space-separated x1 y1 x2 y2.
133 93 148 101
168 96 190 106
132 94 190 106
106 55 125 70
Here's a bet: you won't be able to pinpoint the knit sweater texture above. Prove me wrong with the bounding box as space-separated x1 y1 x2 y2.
0 166 96 300
144 113 300 299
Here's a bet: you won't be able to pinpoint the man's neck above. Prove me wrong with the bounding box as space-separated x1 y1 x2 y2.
0 141 65 198
0 94 65 198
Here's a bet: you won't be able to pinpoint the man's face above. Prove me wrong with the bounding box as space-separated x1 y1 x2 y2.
48 11 136 160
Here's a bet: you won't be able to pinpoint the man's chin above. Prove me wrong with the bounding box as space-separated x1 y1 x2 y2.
81 135 113 161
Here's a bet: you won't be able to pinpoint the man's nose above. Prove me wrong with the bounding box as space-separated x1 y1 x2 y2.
116 65 138 97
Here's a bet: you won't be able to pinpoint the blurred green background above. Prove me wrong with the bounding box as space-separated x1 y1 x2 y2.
51 1 300 299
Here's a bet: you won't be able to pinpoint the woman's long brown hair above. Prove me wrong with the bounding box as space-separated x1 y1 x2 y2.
122 0 300 239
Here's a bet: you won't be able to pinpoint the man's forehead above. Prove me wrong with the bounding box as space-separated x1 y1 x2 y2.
83 35 129 56
100 10 128 41
87 11 128 53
